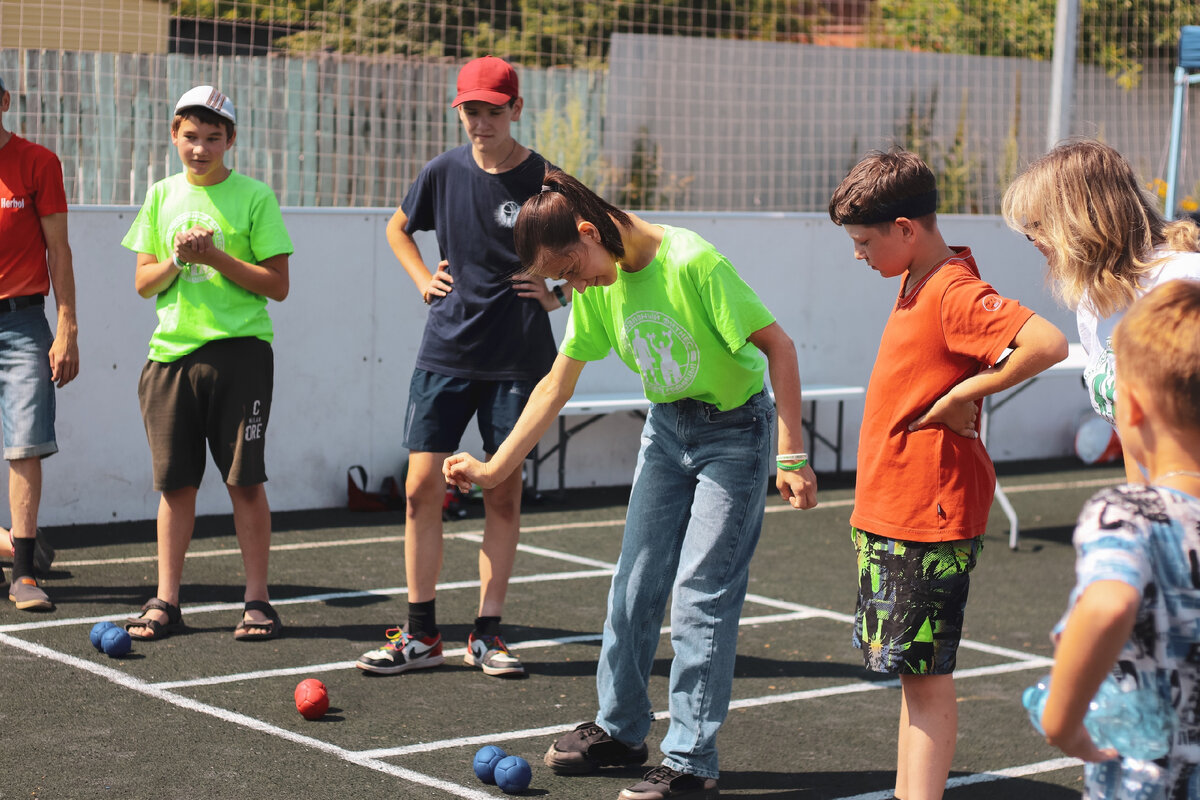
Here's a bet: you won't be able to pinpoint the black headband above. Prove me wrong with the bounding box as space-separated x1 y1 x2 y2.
853 189 938 225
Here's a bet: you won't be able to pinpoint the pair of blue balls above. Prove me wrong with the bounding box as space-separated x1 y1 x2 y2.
89 621 132 657
473 745 532 793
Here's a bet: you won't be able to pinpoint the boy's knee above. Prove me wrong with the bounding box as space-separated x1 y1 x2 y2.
482 486 521 523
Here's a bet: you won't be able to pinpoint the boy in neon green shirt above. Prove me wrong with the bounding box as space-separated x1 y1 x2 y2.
120 85 293 643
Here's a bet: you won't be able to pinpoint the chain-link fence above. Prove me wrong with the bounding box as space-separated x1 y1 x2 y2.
2 0 1197 214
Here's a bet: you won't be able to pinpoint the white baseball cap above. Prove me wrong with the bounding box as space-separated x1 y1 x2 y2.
174 85 236 125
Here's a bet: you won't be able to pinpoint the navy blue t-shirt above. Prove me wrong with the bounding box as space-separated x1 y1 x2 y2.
403 144 556 381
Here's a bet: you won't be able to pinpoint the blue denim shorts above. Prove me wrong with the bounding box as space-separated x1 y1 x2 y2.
0 306 57 460
403 368 534 454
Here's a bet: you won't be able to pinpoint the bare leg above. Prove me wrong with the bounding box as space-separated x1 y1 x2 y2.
128 486 197 635
895 673 956 800
228 482 272 632
477 453 523 618
404 451 450 604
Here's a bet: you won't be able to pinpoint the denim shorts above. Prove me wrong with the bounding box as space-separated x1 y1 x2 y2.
0 306 57 460
403 368 534 454
851 527 982 675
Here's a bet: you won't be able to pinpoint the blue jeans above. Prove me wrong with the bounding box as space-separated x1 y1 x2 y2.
0 306 56 460
595 388 773 779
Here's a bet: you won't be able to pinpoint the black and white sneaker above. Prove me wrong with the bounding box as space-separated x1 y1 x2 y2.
355 627 444 675
544 722 649 774
464 632 525 677
619 766 719 800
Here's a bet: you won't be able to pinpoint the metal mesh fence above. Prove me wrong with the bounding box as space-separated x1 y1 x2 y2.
1 0 1198 215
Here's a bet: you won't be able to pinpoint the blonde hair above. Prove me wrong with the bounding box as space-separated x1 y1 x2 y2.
1112 279 1200 431
1001 139 1199 318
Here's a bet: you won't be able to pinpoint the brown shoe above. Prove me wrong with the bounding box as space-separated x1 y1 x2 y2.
619 766 718 800
545 722 649 775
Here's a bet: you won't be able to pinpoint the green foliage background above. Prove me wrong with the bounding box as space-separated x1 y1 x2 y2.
174 0 1197 87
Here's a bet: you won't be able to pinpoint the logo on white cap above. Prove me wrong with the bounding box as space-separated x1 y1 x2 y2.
175 85 236 125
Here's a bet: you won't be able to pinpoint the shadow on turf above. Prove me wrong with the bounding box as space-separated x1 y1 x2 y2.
718 770 1079 798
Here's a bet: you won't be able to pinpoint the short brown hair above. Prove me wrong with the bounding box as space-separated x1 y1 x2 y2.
171 106 235 139
1113 279 1200 430
829 148 938 227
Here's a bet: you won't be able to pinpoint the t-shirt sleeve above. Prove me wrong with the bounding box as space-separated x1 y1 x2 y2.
940 273 1035 366
32 150 67 217
560 290 614 362
698 257 775 353
249 186 294 261
121 184 163 257
1072 487 1153 594
400 164 437 233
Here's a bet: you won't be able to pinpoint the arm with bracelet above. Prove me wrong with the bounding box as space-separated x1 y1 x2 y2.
777 452 808 470
748 322 817 510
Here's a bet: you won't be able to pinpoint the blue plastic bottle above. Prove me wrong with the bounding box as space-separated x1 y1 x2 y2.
1022 674 1175 761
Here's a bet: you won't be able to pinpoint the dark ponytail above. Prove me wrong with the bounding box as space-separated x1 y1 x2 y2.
514 169 631 276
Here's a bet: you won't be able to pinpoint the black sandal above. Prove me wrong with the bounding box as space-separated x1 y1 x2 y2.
124 597 184 641
234 599 282 641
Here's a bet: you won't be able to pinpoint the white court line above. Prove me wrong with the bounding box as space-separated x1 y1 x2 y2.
356 657 1054 759
54 518 630 569
834 756 1082 800
154 611 826 689
53 474 1118 568
3 473 1100 794
743 592 1050 664
0 568 614 633
0 632 498 800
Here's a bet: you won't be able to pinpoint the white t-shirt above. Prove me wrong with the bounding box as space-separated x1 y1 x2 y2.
1077 249 1200 423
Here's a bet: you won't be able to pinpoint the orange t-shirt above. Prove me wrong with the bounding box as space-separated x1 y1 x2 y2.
850 248 1034 542
0 134 66 298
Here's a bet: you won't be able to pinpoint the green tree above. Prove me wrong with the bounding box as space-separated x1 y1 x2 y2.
174 0 822 61
870 0 1200 88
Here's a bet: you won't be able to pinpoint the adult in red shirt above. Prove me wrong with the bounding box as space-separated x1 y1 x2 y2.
0 75 80 611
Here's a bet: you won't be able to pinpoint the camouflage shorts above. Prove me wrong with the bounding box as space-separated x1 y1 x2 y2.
850 527 981 675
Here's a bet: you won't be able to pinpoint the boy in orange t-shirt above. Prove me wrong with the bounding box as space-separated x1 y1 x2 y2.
829 148 1067 800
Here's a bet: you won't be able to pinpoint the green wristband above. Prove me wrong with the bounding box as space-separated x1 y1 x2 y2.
776 458 808 471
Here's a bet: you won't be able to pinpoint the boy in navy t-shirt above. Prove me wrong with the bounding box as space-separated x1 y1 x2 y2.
356 56 566 678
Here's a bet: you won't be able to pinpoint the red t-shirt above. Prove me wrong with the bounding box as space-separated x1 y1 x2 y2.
0 134 66 297
851 247 1035 542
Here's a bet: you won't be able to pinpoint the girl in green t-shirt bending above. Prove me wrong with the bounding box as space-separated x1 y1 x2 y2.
444 169 817 799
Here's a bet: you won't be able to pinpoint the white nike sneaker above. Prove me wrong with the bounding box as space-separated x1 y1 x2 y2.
356 627 444 675
464 632 526 677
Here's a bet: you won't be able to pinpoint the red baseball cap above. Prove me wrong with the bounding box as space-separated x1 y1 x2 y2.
452 56 518 107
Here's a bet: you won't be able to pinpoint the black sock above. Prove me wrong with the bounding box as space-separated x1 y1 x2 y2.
407 599 438 639
474 616 501 637
11 537 35 580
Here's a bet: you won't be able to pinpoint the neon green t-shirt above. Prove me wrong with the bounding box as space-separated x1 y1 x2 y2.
122 171 294 362
561 225 775 410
